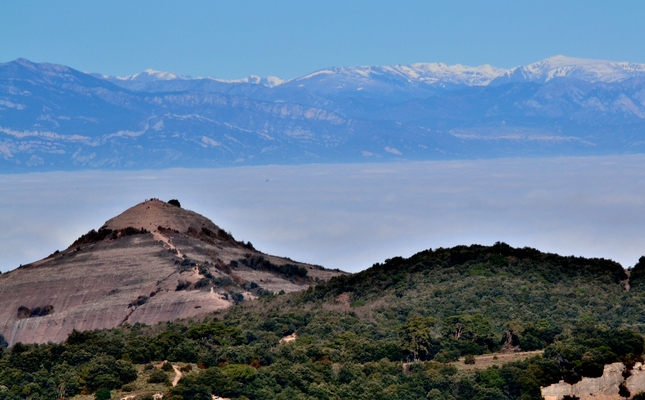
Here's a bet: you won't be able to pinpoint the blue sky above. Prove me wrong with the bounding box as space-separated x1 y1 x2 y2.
2 1 645 79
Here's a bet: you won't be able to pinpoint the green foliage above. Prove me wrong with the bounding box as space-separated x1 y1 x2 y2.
543 321 644 384
70 227 148 247
222 364 257 382
400 316 437 361
82 355 138 391
1 243 645 399
630 256 645 290
241 255 309 280
95 387 112 400
519 320 561 350
147 369 169 384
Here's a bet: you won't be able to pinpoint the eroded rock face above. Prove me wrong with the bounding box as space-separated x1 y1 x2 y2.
0 200 344 345
542 362 645 400
627 363 645 396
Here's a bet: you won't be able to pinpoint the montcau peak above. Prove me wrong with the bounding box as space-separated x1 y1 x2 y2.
0 199 343 346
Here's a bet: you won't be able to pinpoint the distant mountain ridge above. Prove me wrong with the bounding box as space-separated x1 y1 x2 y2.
2 56 645 171
102 55 645 88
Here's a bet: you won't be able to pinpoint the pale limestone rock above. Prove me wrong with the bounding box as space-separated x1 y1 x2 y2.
542 362 624 400
627 362 645 396
542 362 645 400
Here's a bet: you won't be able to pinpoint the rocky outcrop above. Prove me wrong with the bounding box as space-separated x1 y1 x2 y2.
627 363 645 396
542 362 645 400
0 200 344 345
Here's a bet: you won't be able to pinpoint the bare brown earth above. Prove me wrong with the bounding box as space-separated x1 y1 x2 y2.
451 350 545 371
0 199 344 345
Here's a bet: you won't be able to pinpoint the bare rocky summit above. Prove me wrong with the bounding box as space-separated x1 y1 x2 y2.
0 199 343 346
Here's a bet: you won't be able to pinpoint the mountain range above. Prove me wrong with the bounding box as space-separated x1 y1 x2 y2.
1 56 645 171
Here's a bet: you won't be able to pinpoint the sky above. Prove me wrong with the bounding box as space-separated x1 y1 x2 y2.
2 156 645 274
2 2 645 275
1 1 645 79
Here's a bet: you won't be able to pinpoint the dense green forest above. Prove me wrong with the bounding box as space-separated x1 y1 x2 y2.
2 243 645 400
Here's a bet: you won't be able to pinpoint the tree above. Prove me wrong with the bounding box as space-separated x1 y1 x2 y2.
400 316 436 361
442 314 497 353
168 199 181 208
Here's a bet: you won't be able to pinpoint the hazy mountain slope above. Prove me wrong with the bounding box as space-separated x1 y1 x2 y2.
2 56 645 171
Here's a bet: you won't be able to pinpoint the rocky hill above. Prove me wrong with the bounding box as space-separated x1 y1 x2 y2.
0 199 342 345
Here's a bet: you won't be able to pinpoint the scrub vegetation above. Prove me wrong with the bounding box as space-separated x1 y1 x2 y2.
2 243 645 399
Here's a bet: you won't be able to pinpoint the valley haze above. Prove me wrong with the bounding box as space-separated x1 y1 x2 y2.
2 156 645 274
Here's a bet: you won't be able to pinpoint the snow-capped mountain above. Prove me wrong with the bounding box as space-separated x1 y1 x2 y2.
280 63 507 94
493 55 645 84
1 56 645 172
111 68 185 82
100 56 645 103
104 56 645 91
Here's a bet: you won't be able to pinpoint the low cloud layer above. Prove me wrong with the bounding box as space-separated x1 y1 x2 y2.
2 156 645 273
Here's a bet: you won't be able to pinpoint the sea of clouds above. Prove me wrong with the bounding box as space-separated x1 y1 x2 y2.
2 155 645 273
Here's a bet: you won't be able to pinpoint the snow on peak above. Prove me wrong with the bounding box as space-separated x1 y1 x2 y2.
289 56 645 90
112 69 185 82
89 55 645 92
499 55 645 84
290 62 508 88
296 69 336 81
211 75 285 87
402 62 507 85
142 69 182 80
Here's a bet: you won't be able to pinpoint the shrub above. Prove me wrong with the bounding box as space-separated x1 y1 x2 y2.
231 293 244 303
162 362 175 372
95 388 112 400
121 383 136 392
129 296 149 307
17 305 55 319
194 278 211 289
148 369 169 384
464 354 476 364
168 199 181 208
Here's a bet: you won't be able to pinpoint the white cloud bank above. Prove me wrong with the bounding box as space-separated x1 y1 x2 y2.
2 155 645 273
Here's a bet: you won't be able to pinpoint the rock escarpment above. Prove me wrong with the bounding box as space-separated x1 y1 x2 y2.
542 362 645 400
0 199 343 345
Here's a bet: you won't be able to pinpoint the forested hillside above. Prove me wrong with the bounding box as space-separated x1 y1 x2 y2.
1 243 645 399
